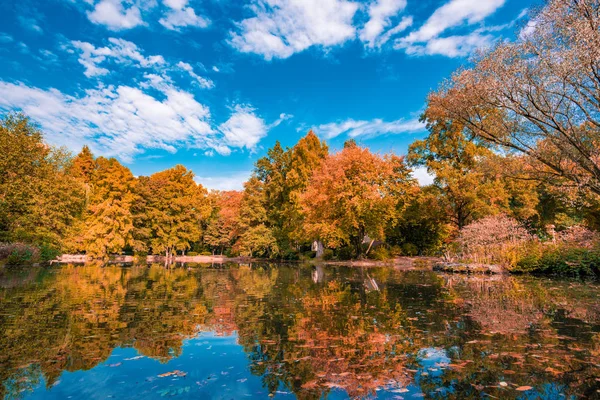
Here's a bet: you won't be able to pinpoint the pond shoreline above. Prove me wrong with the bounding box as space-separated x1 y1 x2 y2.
54 254 441 268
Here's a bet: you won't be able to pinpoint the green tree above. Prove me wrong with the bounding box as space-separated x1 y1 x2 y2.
144 165 211 257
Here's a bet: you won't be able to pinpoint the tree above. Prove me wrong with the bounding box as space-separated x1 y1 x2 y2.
408 116 538 229
301 143 417 258
234 177 279 257
426 0 600 196
254 131 329 250
204 191 243 254
0 113 85 247
70 145 96 207
144 165 211 257
0 113 50 239
73 157 138 258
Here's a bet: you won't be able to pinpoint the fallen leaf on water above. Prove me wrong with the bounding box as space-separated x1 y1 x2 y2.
499 382 508 387
158 370 187 378
515 386 533 391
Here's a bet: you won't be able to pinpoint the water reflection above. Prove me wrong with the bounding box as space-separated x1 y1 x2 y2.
0 264 599 399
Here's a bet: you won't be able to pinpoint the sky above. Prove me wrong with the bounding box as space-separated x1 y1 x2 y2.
0 0 537 190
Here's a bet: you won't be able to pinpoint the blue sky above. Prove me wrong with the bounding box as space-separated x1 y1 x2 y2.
0 0 537 190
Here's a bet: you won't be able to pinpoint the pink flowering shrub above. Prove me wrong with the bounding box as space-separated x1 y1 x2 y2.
555 225 600 249
457 215 533 266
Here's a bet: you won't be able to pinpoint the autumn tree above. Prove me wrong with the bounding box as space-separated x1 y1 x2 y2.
408 116 538 229
204 191 243 255
234 177 278 257
255 131 328 250
0 113 85 247
68 157 138 258
426 0 600 196
143 165 211 257
301 142 417 258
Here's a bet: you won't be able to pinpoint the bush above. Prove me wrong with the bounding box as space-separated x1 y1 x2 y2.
336 246 354 260
302 250 317 259
280 249 300 261
401 243 419 256
2 243 40 266
368 246 391 261
187 251 199 257
457 215 533 266
390 245 403 257
322 249 335 260
39 243 60 263
200 251 212 256
514 246 600 276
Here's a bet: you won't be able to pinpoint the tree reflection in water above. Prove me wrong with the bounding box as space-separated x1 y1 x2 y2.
0 264 599 399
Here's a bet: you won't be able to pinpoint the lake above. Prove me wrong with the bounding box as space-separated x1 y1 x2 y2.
0 263 599 399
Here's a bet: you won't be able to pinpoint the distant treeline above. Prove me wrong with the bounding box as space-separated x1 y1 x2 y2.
1 0 600 270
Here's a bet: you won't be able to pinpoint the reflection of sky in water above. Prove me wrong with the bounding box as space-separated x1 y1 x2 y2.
26 333 270 400
2 265 599 399
23 332 421 400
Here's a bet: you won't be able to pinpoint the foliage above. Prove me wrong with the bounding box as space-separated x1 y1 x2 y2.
301 142 417 258
456 215 533 266
142 165 211 257
425 0 600 196
368 246 392 261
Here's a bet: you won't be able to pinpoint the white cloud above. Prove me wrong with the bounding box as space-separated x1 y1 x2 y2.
376 16 413 47
176 61 214 89
229 0 359 60
72 38 166 77
0 78 278 163
159 5 210 30
315 116 425 139
218 105 269 150
411 166 435 186
87 0 144 30
360 0 407 47
403 31 494 57
70 38 213 89
0 80 217 162
396 0 506 57
195 171 251 191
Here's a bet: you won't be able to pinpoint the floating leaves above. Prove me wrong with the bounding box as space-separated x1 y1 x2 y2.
158 370 187 378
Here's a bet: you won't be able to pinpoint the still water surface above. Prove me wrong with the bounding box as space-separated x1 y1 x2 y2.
0 263 599 399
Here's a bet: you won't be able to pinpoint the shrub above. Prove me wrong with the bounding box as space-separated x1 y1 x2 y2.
39 243 60 263
400 243 419 256
200 251 212 256
187 251 199 257
1 243 40 266
457 215 533 266
336 246 354 260
515 246 600 276
280 249 300 261
322 249 335 260
555 225 599 248
390 245 403 257
369 246 391 261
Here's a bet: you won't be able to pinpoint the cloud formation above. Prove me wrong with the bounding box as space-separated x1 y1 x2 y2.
395 0 506 57
229 0 359 60
87 0 145 31
159 0 210 30
315 116 425 139
71 38 166 78
0 79 275 161
360 0 407 47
